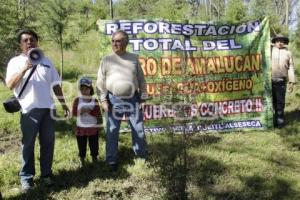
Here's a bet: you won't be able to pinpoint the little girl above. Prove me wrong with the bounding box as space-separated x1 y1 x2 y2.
72 77 101 166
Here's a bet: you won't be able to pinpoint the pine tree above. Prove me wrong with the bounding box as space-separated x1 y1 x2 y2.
38 0 82 79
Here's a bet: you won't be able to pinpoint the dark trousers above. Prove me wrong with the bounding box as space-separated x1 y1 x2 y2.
20 108 54 183
76 133 99 159
272 80 287 126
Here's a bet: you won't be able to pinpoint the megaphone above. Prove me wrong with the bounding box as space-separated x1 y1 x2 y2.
28 48 44 65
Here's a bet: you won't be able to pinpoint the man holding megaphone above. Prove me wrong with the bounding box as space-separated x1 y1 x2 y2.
28 47 44 66
5 29 70 192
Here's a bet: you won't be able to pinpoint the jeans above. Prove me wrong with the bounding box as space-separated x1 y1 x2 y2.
106 92 147 164
272 79 287 126
19 108 55 184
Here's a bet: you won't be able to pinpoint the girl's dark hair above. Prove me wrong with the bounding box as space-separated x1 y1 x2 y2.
17 29 39 43
80 85 94 96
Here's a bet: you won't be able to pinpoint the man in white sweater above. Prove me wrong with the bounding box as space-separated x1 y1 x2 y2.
97 30 147 170
271 34 295 128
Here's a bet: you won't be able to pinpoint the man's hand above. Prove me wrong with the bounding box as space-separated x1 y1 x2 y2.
288 82 294 93
139 102 145 111
102 101 110 112
62 105 70 118
23 60 33 71
53 85 70 118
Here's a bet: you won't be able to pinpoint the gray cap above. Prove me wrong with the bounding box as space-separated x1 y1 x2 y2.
79 77 92 87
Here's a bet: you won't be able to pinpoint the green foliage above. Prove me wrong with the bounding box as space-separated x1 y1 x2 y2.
0 1 17 79
0 1 300 199
43 29 101 77
3 124 300 199
1 0 298 82
153 0 189 20
114 0 159 19
150 134 189 199
114 0 190 20
37 0 78 77
0 84 21 136
223 0 248 23
39 0 75 38
248 0 286 35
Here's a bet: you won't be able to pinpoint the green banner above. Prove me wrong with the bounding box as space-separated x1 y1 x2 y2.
97 18 272 133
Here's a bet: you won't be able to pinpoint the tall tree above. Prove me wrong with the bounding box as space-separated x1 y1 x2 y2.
38 0 81 80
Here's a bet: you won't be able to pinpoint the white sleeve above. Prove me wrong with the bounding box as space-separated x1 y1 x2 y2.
44 58 61 86
51 66 61 86
96 57 108 102
5 58 22 84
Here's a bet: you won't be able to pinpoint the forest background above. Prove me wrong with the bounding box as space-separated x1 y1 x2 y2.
1 0 300 199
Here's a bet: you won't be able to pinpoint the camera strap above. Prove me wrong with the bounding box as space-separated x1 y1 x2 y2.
18 65 37 98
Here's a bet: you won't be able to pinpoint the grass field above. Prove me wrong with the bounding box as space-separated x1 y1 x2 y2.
1 30 300 199
1 84 300 199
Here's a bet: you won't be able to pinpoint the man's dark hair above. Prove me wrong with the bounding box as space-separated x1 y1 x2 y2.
17 29 39 43
112 29 129 45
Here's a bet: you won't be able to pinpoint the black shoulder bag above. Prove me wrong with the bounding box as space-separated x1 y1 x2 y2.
3 65 37 113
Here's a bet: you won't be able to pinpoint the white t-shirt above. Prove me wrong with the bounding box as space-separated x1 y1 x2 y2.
5 54 61 113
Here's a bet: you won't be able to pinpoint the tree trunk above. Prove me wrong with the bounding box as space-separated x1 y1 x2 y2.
110 0 113 19
285 0 289 25
60 33 64 82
